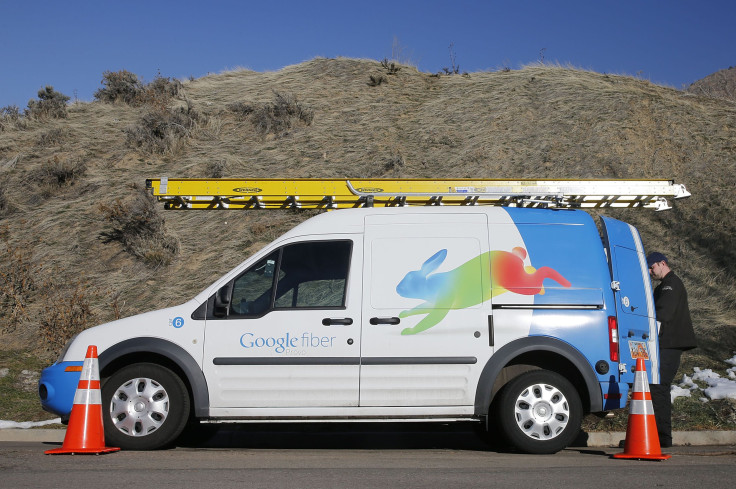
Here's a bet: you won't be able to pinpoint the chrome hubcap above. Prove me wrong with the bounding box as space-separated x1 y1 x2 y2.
513 382 570 440
109 377 170 437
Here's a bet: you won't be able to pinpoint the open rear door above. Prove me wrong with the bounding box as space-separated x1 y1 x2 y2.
600 216 659 384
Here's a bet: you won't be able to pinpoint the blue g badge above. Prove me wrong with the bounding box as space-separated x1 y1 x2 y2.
172 317 185 329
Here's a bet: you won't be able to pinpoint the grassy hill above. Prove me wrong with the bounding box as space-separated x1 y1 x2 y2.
687 66 736 102
1 58 735 426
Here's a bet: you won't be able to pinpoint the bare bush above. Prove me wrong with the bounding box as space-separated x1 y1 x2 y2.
380 58 401 75
99 184 179 266
383 153 405 173
38 281 94 353
226 101 254 120
25 86 70 120
39 156 87 186
228 92 313 138
368 75 387 87
206 160 227 178
125 104 202 154
95 70 182 108
94 70 143 104
0 226 38 333
0 105 25 131
36 128 66 147
137 73 182 109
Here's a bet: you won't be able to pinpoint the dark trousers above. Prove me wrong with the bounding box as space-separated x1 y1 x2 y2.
650 348 682 444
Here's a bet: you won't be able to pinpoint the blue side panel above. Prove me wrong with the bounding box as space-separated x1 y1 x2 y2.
503 209 609 299
503 208 615 378
38 362 83 417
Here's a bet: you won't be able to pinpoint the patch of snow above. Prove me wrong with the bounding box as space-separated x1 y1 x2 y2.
692 367 721 382
0 418 62 429
670 385 692 403
673 357 736 402
704 378 736 400
679 374 699 390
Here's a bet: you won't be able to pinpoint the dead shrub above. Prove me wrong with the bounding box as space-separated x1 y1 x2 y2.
0 105 25 131
125 104 202 154
368 75 387 87
36 128 67 147
0 226 38 333
25 86 70 120
40 156 87 186
206 160 227 178
98 184 179 266
38 281 94 354
95 70 181 109
226 101 254 120
383 153 405 173
228 92 313 138
94 70 143 104
380 58 401 75
367 152 405 177
136 73 182 109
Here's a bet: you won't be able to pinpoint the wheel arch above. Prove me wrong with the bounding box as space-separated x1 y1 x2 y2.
98 338 209 418
474 336 602 416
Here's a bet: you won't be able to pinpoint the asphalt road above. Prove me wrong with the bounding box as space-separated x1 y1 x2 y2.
1 424 734 489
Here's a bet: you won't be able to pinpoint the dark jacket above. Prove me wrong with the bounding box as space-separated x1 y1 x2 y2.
654 271 697 350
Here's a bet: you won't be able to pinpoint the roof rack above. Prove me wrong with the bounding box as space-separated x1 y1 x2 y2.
145 178 690 211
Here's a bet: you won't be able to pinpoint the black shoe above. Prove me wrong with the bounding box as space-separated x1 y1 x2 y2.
660 440 672 448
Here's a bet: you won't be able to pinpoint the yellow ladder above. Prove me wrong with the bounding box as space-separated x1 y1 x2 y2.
145 178 690 211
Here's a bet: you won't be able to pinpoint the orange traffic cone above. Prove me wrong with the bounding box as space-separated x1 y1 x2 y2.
613 358 670 460
45 345 120 455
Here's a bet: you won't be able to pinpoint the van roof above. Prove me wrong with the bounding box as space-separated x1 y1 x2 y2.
280 206 593 240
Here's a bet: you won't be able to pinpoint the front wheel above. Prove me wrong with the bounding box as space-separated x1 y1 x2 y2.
494 370 582 454
102 363 190 450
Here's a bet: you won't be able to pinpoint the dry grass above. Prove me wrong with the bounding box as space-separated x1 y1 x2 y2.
0 58 734 370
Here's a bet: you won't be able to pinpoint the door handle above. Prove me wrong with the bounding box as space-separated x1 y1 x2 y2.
322 317 353 326
369 317 400 325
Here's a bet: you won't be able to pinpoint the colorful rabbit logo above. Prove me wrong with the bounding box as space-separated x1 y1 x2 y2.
396 247 571 335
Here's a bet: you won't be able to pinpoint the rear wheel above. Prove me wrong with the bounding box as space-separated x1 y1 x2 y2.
495 370 582 454
102 363 190 450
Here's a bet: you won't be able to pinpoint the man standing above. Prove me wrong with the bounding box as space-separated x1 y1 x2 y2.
647 252 697 448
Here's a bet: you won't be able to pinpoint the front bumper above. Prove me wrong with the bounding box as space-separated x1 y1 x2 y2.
38 361 84 419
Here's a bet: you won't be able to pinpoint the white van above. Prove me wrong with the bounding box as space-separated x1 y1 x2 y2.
40 205 659 453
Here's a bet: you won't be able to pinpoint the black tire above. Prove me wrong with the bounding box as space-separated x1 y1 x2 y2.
494 370 582 454
102 363 190 450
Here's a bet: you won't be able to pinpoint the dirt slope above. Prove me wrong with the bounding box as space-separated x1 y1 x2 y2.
1 58 735 365
687 66 736 102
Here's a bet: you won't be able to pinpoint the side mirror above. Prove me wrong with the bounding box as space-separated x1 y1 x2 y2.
213 283 232 318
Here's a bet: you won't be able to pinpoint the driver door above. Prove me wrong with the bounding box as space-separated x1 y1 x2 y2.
203 237 362 410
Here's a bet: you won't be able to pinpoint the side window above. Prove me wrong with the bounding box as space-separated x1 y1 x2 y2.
274 241 351 309
224 240 351 318
230 250 279 316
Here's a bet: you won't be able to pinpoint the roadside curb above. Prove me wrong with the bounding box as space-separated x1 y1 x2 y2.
1 428 735 446
0 429 65 443
578 431 736 447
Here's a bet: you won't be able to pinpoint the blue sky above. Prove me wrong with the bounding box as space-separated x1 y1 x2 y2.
1 0 734 109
